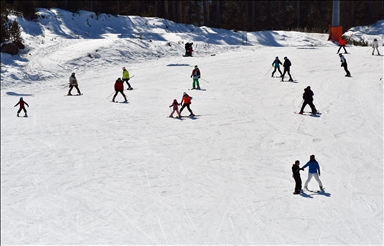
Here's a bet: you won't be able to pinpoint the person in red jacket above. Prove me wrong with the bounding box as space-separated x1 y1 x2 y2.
14 97 29 117
337 36 348 54
112 78 127 102
180 92 195 116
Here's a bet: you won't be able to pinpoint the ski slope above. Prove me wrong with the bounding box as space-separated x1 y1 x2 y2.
1 8 383 245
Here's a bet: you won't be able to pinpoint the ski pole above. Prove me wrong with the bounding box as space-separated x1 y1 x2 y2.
200 78 210 83
107 91 114 99
265 66 273 76
291 72 296 81
298 100 303 108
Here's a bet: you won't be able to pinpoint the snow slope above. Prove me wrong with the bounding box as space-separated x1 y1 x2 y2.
1 8 383 245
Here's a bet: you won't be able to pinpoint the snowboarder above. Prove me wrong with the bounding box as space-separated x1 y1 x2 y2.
302 154 324 191
169 99 181 118
14 97 29 117
299 86 317 114
112 78 128 102
339 53 351 77
337 36 348 54
122 67 132 90
292 160 304 194
191 65 201 89
372 38 380 55
281 57 293 82
180 92 195 116
185 42 193 57
67 73 82 96
271 56 283 78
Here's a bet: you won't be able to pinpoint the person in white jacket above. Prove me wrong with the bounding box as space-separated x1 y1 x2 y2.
372 38 380 55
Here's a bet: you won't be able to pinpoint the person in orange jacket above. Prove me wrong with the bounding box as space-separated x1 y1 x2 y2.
180 92 195 116
14 97 29 117
112 78 128 102
337 36 348 54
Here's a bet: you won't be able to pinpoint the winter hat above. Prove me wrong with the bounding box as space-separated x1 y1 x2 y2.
173 99 177 102
276 56 278 58
122 67 125 69
20 97 23 101
194 65 198 68
72 72 75 75
284 56 287 59
339 53 342 57
183 92 187 96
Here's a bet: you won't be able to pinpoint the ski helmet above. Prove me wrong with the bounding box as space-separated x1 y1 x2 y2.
183 92 187 96
195 65 198 68
20 97 23 101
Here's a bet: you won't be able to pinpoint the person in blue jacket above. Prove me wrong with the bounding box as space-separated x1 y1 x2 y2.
302 154 323 191
271 56 282 77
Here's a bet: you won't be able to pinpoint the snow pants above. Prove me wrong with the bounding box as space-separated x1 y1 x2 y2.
304 173 323 188
68 85 81 95
372 47 380 55
272 67 282 77
294 176 302 193
17 107 27 116
192 79 200 89
180 103 194 115
123 78 132 89
281 68 292 81
169 108 181 117
112 90 127 102
337 45 347 54
342 63 351 76
300 100 317 114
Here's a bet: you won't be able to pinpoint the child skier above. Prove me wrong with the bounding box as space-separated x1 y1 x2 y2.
112 78 128 103
372 38 380 55
14 97 29 117
169 99 181 118
271 56 283 77
292 160 304 194
191 65 201 89
180 92 195 116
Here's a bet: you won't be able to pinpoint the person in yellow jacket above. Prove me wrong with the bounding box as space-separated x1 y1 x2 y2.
122 67 132 90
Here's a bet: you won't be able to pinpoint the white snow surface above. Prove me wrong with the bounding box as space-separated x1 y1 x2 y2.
1 8 383 245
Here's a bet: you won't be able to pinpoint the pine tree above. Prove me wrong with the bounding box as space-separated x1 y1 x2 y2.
1 0 10 43
9 20 22 43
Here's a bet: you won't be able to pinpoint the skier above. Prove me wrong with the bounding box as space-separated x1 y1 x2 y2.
67 73 82 96
281 57 293 82
169 99 181 118
372 38 380 55
299 86 317 114
337 36 348 54
271 56 283 78
302 154 324 191
112 78 128 103
191 65 201 89
185 42 193 57
14 97 29 117
292 160 304 194
339 53 351 77
180 92 195 116
122 67 132 90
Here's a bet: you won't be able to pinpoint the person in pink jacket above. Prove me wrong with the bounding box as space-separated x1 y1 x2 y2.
169 99 181 118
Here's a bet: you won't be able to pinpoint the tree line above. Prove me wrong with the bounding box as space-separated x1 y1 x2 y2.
1 0 384 44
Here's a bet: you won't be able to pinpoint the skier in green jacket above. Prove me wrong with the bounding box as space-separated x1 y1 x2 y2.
122 67 132 90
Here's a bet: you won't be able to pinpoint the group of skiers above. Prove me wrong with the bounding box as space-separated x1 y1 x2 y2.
271 56 294 82
292 155 324 194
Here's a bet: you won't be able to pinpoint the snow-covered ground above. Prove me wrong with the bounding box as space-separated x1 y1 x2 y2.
1 8 383 245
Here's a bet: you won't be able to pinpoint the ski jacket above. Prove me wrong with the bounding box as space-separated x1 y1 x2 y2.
302 89 314 101
181 94 192 105
69 75 78 86
283 59 291 68
170 100 180 110
292 164 302 178
14 100 29 108
340 55 347 65
191 68 200 79
372 40 379 48
114 79 124 91
272 59 282 68
339 38 346 46
122 69 130 79
302 160 320 174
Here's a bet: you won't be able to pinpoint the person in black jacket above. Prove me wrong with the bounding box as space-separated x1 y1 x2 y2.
299 86 317 114
281 57 293 82
292 160 304 194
